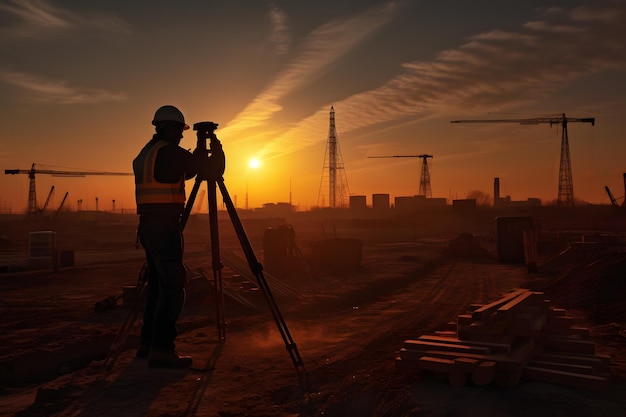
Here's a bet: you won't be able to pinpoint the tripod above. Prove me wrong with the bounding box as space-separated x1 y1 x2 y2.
181 121 304 374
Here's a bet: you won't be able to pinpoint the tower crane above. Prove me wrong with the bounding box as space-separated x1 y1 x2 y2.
368 154 433 198
5 163 133 217
450 113 594 207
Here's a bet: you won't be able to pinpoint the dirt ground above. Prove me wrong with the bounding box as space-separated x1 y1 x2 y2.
1 211 625 417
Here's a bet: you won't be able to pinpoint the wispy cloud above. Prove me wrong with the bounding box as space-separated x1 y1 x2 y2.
0 71 127 104
220 1 399 138
258 1 626 159
0 0 131 39
268 3 290 56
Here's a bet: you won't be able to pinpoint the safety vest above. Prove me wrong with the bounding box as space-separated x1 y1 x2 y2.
135 140 186 205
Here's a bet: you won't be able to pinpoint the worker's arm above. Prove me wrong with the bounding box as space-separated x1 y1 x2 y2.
154 144 198 183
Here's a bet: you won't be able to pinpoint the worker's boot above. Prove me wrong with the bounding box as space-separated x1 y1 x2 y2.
148 349 192 369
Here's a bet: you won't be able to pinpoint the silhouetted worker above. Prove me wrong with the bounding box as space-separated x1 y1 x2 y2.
133 105 224 368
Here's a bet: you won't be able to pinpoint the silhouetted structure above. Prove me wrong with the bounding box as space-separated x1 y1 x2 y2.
451 114 594 207
318 106 350 208
4 163 133 218
368 154 433 198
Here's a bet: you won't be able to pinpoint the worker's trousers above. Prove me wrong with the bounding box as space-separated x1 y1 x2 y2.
138 215 187 352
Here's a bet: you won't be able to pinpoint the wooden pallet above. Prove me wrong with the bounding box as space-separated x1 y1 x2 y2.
396 288 611 389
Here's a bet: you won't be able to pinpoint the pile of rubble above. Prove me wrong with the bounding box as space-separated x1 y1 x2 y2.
396 288 611 389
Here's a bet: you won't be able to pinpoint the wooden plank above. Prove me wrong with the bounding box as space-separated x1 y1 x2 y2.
458 316 510 338
434 330 457 337
403 340 490 355
523 366 609 390
417 356 455 373
526 360 596 375
532 352 611 369
454 357 479 373
496 291 542 317
472 361 496 386
570 326 590 337
542 337 596 355
471 289 527 320
457 314 473 325
417 334 512 355
401 338 536 372
399 347 478 363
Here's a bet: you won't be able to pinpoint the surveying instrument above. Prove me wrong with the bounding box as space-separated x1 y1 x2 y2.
105 122 304 375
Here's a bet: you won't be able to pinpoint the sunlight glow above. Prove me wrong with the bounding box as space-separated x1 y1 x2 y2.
249 158 261 169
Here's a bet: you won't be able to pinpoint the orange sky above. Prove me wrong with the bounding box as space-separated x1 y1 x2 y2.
1 1 625 213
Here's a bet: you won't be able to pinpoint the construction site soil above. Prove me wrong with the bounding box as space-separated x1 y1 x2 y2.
1 208 626 417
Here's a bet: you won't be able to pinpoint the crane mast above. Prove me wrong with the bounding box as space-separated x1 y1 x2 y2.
5 163 133 217
368 154 433 198
451 113 594 207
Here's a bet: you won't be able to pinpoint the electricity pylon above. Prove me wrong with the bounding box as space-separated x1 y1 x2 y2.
317 106 350 208
368 154 433 198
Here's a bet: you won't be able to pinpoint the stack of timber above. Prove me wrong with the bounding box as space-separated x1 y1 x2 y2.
396 288 611 389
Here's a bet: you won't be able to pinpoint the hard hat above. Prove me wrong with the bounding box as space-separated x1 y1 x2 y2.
152 105 190 130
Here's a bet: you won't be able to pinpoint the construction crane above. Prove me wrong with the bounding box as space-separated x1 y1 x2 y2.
368 154 433 198
604 173 626 208
40 185 55 213
56 192 69 214
604 186 619 207
450 113 594 207
5 163 133 217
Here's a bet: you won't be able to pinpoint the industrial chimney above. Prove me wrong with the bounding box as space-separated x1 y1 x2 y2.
494 177 500 208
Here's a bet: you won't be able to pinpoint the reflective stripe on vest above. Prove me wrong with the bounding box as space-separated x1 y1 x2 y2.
135 141 186 205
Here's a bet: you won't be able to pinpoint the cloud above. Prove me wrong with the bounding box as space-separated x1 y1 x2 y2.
0 71 127 104
268 3 290 56
220 1 399 138
258 1 626 159
0 0 131 39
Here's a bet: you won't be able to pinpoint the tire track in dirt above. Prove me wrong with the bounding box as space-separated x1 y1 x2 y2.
292 259 529 416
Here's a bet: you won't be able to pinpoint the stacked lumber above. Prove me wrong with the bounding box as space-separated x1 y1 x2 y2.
396 288 611 389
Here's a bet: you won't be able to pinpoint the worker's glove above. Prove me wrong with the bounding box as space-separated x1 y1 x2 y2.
197 139 225 180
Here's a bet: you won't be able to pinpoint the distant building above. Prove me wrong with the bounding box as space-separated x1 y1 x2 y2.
452 199 477 214
500 196 542 208
372 193 390 210
255 202 295 216
349 195 367 210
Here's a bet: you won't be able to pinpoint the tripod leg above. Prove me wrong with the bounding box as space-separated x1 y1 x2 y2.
180 178 202 230
104 263 148 370
216 179 305 373
208 180 226 342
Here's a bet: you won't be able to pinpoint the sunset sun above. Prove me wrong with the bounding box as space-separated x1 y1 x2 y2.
248 158 260 169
